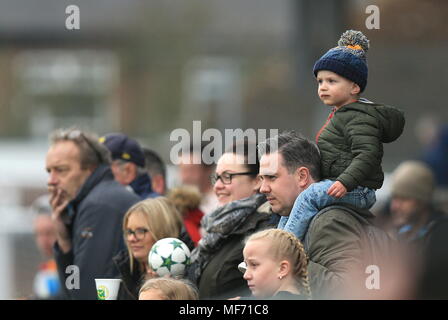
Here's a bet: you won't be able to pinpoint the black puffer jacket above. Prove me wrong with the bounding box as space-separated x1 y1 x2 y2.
317 99 405 191
112 230 194 300
112 250 145 300
187 195 277 300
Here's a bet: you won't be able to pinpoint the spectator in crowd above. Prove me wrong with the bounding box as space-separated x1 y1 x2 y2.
138 278 199 300
414 116 448 204
113 197 193 300
238 229 311 300
143 147 167 195
282 30 404 241
178 142 218 215
46 128 140 299
100 133 158 199
258 131 378 299
30 194 60 299
416 217 448 299
168 185 204 247
424 125 448 187
387 161 444 243
187 140 277 299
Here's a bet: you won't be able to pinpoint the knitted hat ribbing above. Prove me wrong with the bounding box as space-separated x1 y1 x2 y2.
313 30 369 92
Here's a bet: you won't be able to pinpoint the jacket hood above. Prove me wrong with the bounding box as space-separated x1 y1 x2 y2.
343 99 405 143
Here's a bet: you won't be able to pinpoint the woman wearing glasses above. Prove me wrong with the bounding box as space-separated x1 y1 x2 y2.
187 140 279 299
112 197 187 300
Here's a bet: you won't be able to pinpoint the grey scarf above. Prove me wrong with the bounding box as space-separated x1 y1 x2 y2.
187 193 266 285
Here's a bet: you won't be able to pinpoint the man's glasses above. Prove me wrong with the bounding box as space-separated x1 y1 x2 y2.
210 171 258 185
125 228 149 240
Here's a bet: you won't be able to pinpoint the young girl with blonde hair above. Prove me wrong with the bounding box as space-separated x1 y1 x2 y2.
240 228 311 300
139 278 199 300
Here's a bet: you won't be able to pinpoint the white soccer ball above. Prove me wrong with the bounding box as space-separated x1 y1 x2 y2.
148 238 191 277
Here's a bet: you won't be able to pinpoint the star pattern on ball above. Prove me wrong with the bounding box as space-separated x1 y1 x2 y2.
160 255 178 271
169 240 184 250
151 244 160 255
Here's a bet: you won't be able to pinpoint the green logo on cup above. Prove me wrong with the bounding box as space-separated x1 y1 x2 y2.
97 285 109 300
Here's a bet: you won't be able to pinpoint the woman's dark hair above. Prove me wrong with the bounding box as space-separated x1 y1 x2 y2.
224 139 259 178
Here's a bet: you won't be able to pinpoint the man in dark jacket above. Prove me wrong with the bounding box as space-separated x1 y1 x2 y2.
258 131 381 299
46 128 140 300
100 133 159 199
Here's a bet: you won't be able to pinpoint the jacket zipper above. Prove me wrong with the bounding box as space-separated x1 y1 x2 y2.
316 107 337 143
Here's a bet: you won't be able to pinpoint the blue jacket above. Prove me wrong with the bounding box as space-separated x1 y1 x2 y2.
423 125 448 186
54 164 140 300
129 173 159 199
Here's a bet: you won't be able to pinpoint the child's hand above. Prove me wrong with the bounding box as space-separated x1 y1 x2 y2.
145 267 159 279
327 181 347 198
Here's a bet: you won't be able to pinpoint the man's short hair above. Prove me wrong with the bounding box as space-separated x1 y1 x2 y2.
50 128 111 169
143 147 166 180
258 131 321 181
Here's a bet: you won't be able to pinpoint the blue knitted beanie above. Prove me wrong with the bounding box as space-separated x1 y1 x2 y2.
313 30 369 92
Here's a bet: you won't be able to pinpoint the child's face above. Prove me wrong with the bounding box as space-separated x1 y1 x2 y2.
316 70 360 108
243 239 282 298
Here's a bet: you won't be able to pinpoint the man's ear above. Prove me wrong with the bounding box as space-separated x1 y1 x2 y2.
295 166 310 188
152 174 166 195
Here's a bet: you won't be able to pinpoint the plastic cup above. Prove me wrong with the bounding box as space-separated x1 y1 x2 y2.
95 279 121 300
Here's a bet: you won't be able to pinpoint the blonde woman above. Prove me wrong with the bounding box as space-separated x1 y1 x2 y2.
112 197 184 300
238 229 311 300
138 278 199 300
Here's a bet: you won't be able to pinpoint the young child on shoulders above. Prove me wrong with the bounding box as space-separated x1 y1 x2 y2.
236 228 311 300
278 30 405 240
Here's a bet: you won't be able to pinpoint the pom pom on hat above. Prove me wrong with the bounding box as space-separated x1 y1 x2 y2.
313 30 369 92
337 30 369 60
